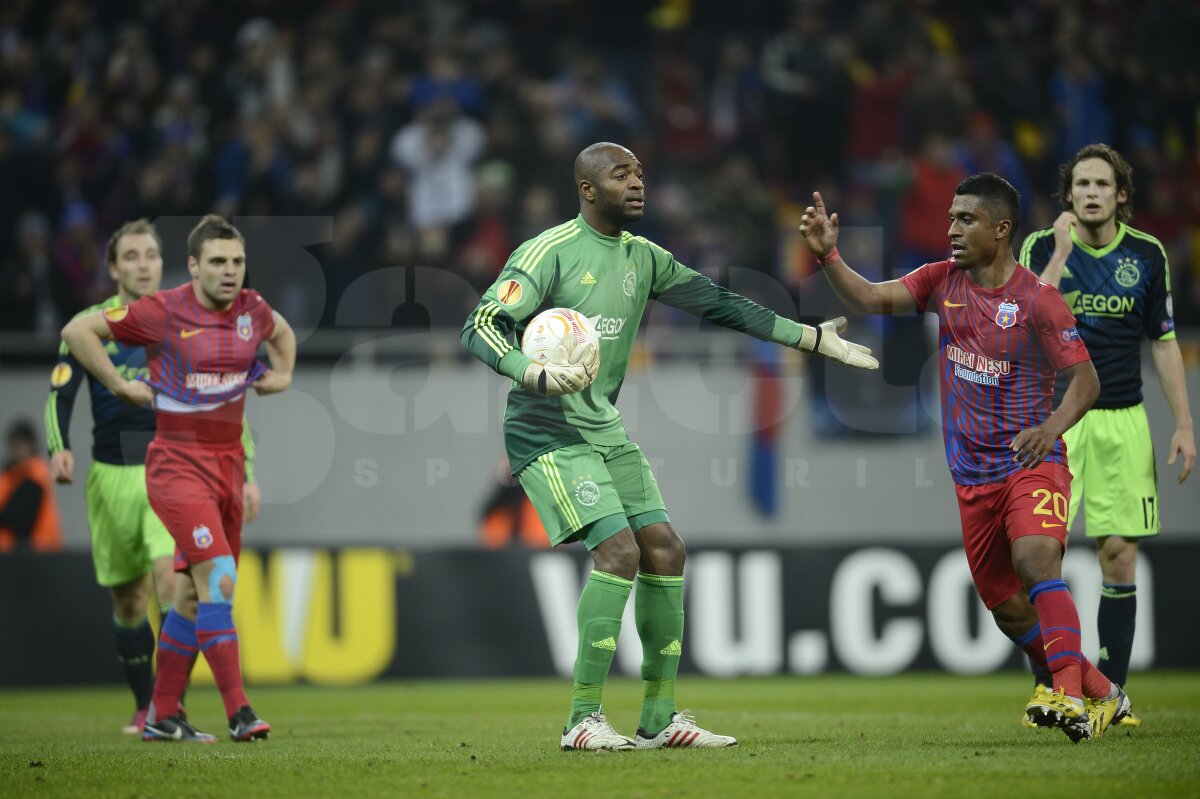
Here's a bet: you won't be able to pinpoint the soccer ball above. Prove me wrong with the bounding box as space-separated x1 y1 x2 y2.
521 308 599 365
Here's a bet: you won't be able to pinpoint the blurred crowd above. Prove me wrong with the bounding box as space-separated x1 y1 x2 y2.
1 0 1199 337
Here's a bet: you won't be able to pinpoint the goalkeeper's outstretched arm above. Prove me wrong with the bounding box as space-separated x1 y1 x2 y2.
798 191 918 315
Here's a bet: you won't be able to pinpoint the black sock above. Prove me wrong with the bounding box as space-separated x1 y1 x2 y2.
1027 653 1052 688
1098 582 1136 686
113 616 156 709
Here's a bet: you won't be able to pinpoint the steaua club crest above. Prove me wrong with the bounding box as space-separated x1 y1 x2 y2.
995 300 1019 329
192 525 214 549
236 313 253 342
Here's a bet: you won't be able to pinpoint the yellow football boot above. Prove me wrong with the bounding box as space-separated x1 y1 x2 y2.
1089 687 1134 736
1025 687 1092 743
1021 684 1054 730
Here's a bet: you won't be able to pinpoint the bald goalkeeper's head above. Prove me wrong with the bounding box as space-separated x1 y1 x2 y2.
575 142 645 237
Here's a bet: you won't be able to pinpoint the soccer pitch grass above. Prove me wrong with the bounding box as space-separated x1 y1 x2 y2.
2 673 1198 799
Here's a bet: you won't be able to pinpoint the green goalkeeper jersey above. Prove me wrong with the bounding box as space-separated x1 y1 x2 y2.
461 215 805 475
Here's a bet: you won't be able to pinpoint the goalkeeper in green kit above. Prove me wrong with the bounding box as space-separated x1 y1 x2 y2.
462 142 878 750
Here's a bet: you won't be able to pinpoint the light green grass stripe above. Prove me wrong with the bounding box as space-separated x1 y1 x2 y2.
1 674 1199 798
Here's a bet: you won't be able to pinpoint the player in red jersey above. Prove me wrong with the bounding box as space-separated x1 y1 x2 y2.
62 215 296 743
799 174 1131 742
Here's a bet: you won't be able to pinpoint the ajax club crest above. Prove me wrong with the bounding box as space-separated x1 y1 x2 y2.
1115 256 1140 288
573 475 601 507
236 313 253 342
994 300 1019 329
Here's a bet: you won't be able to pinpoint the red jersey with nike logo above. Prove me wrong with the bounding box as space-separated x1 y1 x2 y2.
103 283 275 446
899 259 1090 485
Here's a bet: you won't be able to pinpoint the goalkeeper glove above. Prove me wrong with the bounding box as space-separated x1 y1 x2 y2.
795 316 878 370
520 339 600 396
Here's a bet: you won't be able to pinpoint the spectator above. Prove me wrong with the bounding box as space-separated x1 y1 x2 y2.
0 212 62 334
708 38 764 154
954 112 1034 210
0 420 64 554
410 50 484 118
545 50 640 145
457 160 516 289
227 18 296 121
760 0 847 181
1049 49 1112 164
390 96 486 259
53 200 106 315
0 1 1194 332
899 134 966 271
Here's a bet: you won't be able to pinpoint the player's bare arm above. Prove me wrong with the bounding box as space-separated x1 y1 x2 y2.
1011 360 1099 469
1037 212 1078 288
799 191 917 315
1150 337 1196 483
252 311 296 396
61 311 154 407
243 481 262 523
49 449 74 484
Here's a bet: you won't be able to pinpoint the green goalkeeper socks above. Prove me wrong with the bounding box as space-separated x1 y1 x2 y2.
635 572 685 735
568 570 633 728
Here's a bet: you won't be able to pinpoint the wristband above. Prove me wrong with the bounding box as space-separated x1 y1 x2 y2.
817 247 840 266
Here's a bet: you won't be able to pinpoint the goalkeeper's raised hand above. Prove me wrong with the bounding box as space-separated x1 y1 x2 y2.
521 337 600 396
795 316 879 370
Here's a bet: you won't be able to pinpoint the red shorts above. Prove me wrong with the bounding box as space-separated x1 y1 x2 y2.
955 461 1072 610
146 439 245 572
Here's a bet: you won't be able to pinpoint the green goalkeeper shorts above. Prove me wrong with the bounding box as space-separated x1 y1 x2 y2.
518 441 669 549
85 461 175 587
1063 403 1160 538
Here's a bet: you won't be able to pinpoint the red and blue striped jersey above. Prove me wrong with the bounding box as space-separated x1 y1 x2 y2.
103 283 275 446
899 260 1090 485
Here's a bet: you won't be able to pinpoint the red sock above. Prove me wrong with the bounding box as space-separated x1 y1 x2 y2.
1081 656 1113 700
1016 629 1048 669
196 602 249 718
151 611 199 720
1029 579 1083 699
1016 624 1111 699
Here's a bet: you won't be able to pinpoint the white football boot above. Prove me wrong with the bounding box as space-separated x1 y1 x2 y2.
560 711 636 751
635 710 738 748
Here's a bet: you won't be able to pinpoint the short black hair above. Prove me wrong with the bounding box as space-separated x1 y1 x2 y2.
954 173 1021 240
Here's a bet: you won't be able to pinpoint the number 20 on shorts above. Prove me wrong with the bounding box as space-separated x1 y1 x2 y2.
1031 488 1067 522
